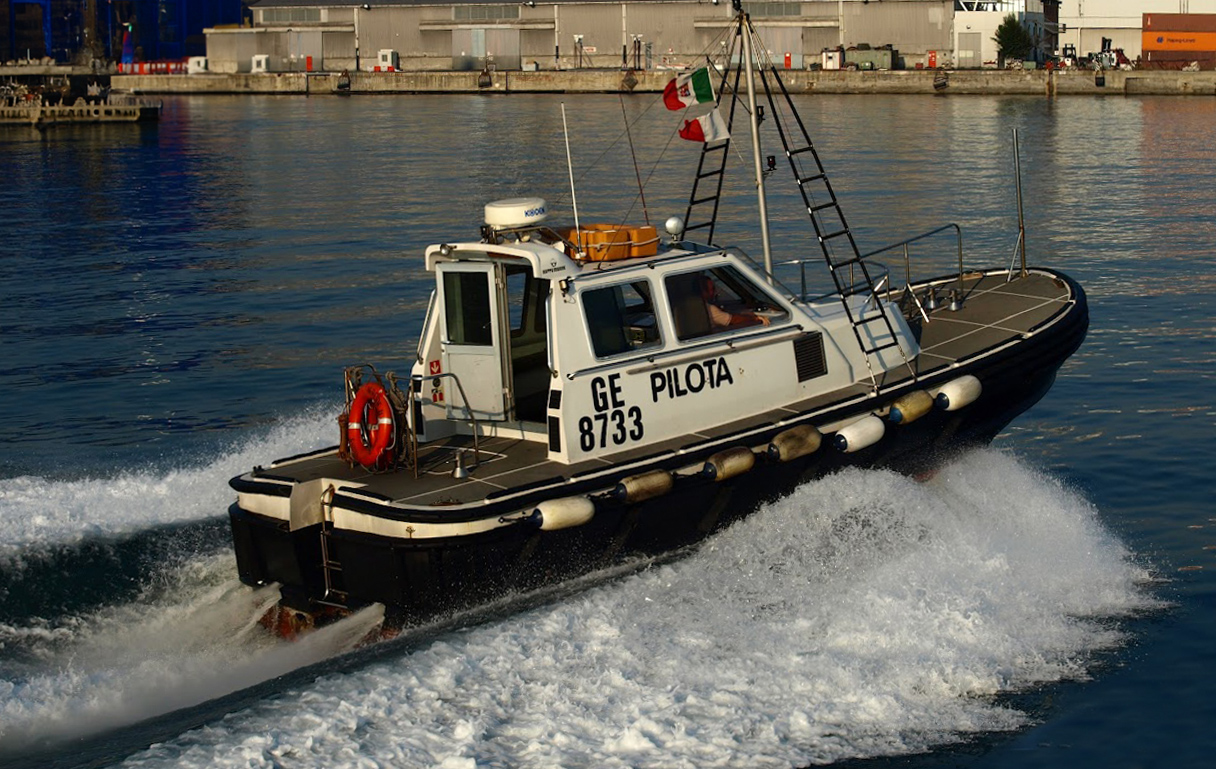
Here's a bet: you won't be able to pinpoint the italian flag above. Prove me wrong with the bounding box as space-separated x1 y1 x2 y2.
663 67 715 111
678 108 731 143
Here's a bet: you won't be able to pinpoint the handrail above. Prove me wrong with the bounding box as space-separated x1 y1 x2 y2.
859 222 965 301
789 261 891 305
411 372 482 470
773 222 966 307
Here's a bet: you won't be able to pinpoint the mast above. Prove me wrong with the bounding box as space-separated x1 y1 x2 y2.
736 1 774 281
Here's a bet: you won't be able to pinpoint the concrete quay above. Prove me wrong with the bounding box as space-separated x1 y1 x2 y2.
109 68 1216 97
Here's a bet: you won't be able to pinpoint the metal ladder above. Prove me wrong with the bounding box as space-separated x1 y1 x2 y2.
754 57 914 387
682 33 743 245
318 485 349 608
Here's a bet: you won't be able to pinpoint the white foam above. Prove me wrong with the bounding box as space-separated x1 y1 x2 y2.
91 449 1155 769
0 406 335 560
0 552 384 753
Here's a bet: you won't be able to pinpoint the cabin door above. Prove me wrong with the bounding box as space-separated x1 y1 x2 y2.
436 262 509 421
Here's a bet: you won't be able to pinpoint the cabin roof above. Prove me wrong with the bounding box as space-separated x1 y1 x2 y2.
424 237 720 282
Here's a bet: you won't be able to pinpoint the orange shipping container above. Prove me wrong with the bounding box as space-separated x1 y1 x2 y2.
1142 30 1216 52
1143 14 1216 33
1143 49 1216 62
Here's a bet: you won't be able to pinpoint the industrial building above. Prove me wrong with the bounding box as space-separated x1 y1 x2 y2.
11 0 1216 71
202 0 1038 74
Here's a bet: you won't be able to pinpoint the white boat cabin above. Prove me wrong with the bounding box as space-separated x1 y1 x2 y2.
411 198 919 464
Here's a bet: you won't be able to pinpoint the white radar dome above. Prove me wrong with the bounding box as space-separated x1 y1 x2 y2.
485 197 549 230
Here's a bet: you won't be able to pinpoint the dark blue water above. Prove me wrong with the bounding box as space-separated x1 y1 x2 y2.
0 93 1213 767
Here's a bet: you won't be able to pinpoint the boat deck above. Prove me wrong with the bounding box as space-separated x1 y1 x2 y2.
260 270 1074 508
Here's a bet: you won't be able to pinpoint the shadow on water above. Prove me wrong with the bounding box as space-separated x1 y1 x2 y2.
0 518 232 624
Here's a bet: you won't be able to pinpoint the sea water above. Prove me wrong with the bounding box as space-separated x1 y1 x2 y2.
0 93 1213 768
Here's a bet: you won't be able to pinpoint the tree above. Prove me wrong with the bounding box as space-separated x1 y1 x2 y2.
993 14 1034 67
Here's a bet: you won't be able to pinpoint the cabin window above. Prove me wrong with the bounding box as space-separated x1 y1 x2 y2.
582 280 661 358
443 271 493 346
665 266 788 341
506 267 528 335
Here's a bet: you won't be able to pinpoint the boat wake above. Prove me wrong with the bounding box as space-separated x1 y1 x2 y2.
81 449 1153 769
0 406 376 757
0 405 335 567
0 551 385 756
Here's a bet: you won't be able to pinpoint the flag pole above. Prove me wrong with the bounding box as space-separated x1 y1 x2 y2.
738 4 774 283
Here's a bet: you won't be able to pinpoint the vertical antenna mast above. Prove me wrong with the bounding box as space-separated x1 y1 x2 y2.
1013 127 1027 277
561 103 582 249
737 2 774 282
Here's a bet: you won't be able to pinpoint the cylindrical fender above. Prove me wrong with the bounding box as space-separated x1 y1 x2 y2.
613 470 674 504
702 447 756 481
767 424 822 462
888 390 934 425
529 496 596 531
934 375 982 411
833 415 886 453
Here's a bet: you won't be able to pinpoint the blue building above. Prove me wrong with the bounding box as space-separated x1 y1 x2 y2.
4 0 244 63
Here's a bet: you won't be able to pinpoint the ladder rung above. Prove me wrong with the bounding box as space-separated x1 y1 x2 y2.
808 200 837 214
798 173 827 186
828 255 861 270
690 195 720 205
865 338 902 349
789 146 816 157
864 342 902 355
820 229 850 242
695 168 723 180
684 221 713 232
856 313 893 324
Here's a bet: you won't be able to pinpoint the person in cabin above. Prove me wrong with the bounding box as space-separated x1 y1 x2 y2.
700 273 770 330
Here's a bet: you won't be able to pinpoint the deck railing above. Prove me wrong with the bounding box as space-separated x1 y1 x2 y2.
859 223 966 304
763 223 966 315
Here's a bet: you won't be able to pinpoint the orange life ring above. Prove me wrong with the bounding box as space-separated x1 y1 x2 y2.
347 382 395 469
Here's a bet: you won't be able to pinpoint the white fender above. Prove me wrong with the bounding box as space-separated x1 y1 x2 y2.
833 415 886 453
767 424 822 462
934 375 982 412
613 470 674 504
888 390 934 425
530 496 595 531
702 447 756 481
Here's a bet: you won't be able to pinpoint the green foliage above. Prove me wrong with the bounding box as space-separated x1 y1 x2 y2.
993 14 1034 64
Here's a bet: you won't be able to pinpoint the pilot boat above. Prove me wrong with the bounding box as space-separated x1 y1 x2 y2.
228 5 1087 635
